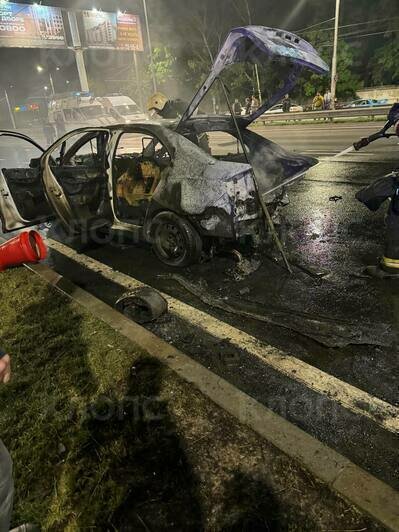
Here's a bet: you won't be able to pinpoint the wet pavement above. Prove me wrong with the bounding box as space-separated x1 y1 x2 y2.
254 122 399 159
44 151 399 492
2 122 398 492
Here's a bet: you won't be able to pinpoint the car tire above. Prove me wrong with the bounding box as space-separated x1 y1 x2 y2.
151 211 203 267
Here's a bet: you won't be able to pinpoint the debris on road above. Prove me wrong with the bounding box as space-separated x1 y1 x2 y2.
162 274 396 348
329 195 343 202
226 256 262 281
289 253 329 278
115 287 168 324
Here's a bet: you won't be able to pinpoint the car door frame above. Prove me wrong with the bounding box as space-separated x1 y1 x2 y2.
109 125 174 235
41 127 113 235
0 130 53 232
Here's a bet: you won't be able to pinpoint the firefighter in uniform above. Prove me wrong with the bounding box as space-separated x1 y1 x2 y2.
147 92 210 153
355 103 399 277
147 93 188 120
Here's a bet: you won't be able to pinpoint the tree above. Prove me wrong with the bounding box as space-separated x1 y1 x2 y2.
371 37 399 86
297 31 361 100
151 47 177 87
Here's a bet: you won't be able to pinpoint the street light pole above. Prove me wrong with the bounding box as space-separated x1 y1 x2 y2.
4 89 16 129
49 73 56 96
330 0 341 110
142 0 157 93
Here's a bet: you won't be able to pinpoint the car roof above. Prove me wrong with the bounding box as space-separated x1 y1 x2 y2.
56 121 175 134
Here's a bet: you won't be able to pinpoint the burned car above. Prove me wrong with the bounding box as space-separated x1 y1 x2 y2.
0 26 328 267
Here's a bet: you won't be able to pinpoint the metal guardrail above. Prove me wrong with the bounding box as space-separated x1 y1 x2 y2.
3 105 392 139
256 105 391 124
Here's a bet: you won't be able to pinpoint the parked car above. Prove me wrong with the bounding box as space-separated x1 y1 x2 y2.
264 103 304 114
0 26 328 267
343 98 388 108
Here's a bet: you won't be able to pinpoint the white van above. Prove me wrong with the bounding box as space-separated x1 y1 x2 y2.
48 94 147 130
48 94 111 129
101 95 148 123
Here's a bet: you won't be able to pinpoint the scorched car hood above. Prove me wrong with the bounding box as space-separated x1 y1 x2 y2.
180 25 329 125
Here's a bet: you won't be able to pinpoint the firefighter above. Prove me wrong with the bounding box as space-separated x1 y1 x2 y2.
147 92 188 119
355 103 399 278
147 92 210 153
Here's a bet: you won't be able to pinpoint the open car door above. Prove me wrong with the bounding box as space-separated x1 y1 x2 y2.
0 131 53 232
41 129 113 236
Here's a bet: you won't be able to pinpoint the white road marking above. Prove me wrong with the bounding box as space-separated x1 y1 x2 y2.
47 237 399 435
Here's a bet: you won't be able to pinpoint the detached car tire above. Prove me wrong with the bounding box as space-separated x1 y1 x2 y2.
151 211 203 267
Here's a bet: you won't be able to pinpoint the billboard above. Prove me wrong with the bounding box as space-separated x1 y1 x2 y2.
0 2 66 48
82 10 143 52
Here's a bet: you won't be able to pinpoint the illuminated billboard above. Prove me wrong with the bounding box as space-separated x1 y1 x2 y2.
0 2 66 48
82 10 144 51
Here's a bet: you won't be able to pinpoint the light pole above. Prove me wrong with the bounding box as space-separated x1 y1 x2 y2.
142 0 157 93
4 89 16 129
330 0 341 110
37 65 56 96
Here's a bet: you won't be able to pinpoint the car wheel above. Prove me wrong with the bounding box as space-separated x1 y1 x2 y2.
151 211 202 267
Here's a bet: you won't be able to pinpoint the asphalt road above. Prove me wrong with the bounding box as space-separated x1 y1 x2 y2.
253 121 399 159
38 121 399 493
2 121 399 497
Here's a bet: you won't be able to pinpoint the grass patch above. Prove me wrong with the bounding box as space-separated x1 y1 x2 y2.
0 268 381 530
0 269 200 530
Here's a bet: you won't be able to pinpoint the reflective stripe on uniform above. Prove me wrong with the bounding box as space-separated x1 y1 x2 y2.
382 256 399 269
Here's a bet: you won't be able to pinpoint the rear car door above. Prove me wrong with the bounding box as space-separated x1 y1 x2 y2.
41 129 113 235
0 131 53 232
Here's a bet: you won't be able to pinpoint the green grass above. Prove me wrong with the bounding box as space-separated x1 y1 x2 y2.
0 268 201 530
0 268 380 531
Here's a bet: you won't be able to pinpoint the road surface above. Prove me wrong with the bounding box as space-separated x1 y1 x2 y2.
2 121 399 499
253 121 399 159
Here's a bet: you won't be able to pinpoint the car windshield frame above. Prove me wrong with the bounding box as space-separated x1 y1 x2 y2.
114 104 140 116
80 105 107 119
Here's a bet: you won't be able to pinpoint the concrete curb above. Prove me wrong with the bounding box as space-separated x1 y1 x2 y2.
27 262 399 531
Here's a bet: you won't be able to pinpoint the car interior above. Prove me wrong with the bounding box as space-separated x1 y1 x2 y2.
112 132 171 225
49 131 111 225
0 134 52 222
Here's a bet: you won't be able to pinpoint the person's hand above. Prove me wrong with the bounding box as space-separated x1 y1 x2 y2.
0 355 11 384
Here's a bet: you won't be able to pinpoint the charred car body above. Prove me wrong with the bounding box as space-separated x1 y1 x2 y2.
0 26 328 266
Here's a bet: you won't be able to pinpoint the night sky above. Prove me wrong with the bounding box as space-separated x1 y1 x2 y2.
0 0 397 105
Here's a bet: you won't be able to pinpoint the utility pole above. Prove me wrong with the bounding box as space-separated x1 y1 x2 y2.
133 51 144 111
330 0 341 110
254 65 262 103
4 90 16 129
243 1 262 103
142 0 157 93
49 73 56 96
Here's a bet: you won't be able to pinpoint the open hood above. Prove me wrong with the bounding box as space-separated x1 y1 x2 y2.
180 26 329 125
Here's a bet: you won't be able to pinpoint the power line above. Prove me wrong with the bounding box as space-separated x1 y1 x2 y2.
319 28 399 47
340 27 399 39
295 17 335 33
299 16 399 35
